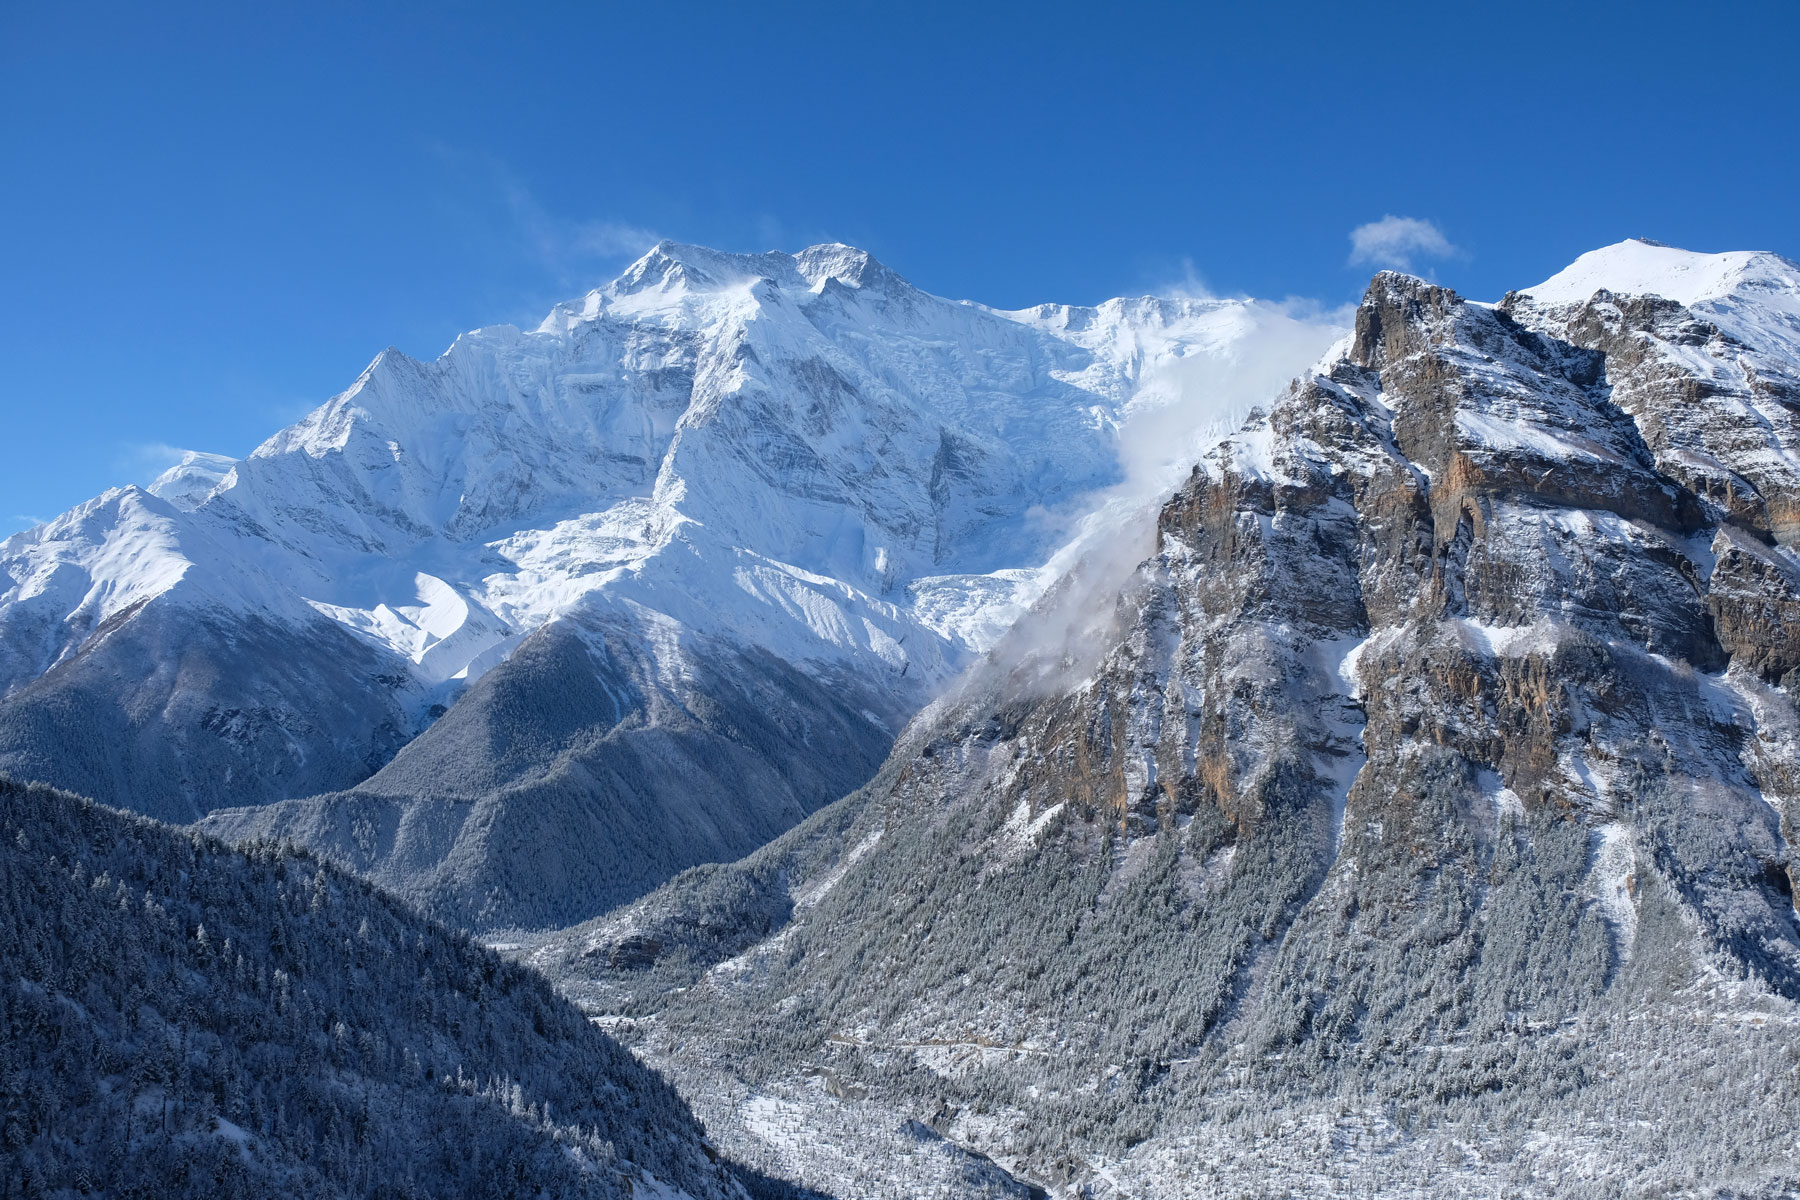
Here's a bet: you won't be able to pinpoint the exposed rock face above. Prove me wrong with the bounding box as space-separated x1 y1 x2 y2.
538 243 1800 1196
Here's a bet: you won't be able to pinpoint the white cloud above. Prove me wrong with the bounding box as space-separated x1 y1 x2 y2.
1156 257 1217 301
1112 299 1351 505
568 218 662 259
1348 215 1461 270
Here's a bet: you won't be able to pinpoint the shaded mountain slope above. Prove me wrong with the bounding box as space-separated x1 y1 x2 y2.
0 775 823 1199
202 615 898 930
0 595 414 825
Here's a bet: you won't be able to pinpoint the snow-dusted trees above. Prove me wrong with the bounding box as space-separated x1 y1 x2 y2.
0 776 802 1199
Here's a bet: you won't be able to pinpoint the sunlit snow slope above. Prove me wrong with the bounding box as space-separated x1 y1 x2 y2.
1 241 1339 922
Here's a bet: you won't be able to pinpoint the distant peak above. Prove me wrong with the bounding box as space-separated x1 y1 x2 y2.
609 240 734 294
147 451 236 512
602 240 791 297
560 240 916 312
1521 239 1797 309
794 243 905 293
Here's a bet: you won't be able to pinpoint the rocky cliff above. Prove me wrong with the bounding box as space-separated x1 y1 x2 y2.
534 242 1800 1197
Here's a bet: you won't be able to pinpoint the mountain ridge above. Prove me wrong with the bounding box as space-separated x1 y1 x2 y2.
526 240 1800 1197
2 241 1341 931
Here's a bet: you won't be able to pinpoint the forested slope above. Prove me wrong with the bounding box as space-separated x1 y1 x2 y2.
0 776 810 1199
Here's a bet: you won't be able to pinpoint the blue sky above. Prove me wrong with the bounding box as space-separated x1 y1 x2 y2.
3 0 1797 532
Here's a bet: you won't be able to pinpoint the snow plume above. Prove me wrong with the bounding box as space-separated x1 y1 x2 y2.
501 177 659 267
1348 215 1461 270
433 146 658 283
121 441 206 485
995 300 1349 698
1117 300 1350 508
1159 256 1218 301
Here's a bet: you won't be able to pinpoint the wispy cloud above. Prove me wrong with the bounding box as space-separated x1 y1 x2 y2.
427 145 660 282
1161 257 1217 301
1114 302 1346 501
498 176 660 267
1348 215 1461 271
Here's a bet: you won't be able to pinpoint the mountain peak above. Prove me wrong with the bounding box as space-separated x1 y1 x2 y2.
793 242 903 292
609 239 769 295
603 239 907 299
535 240 915 333
1521 239 1799 309
146 450 236 511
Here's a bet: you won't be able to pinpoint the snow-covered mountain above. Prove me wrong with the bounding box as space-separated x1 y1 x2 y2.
0 240 1339 924
530 241 1800 1197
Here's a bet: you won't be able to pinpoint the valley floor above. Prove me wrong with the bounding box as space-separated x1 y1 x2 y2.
579 984 1800 1200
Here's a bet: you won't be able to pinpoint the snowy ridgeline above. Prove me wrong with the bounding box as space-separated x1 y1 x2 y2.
0 238 1341 828
0 777 828 1200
